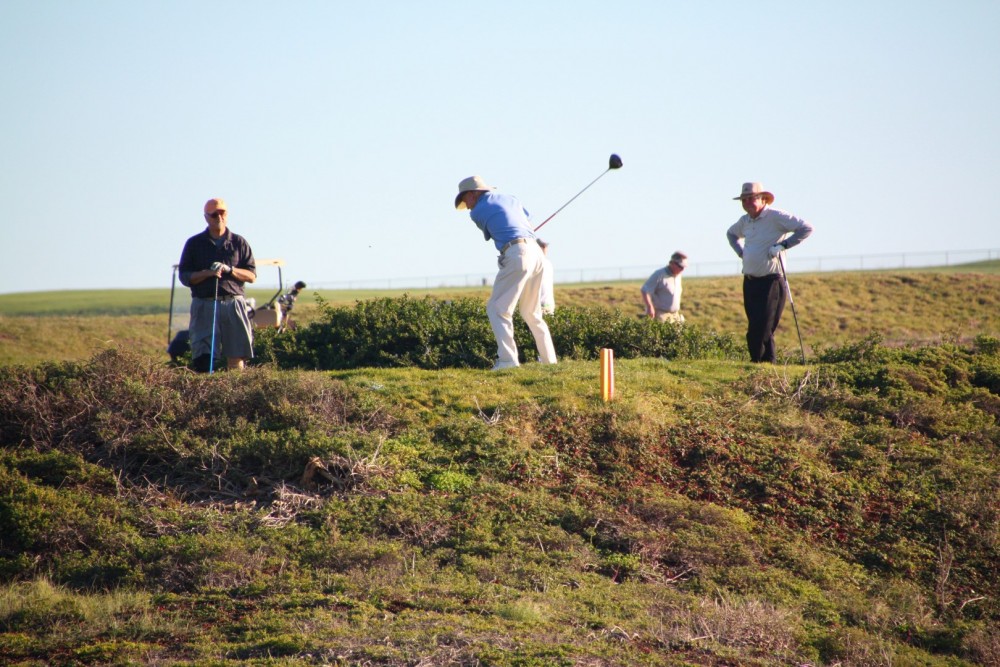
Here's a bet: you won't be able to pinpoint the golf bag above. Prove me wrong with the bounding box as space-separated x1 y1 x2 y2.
167 330 190 362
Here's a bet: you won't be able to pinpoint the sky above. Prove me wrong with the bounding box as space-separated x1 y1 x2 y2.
2 1 998 295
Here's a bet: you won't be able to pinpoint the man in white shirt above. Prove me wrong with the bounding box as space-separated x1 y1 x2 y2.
726 182 813 363
641 251 687 323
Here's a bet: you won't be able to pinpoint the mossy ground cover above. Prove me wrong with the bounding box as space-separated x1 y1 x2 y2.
1 335 998 665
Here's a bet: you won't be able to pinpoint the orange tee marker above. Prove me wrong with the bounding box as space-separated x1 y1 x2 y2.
600 348 615 402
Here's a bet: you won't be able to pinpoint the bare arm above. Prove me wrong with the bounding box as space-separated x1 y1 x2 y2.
189 265 255 285
641 290 655 317
231 267 255 283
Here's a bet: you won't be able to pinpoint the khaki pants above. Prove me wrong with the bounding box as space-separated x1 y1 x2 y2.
487 241 558 366
654 310 685 324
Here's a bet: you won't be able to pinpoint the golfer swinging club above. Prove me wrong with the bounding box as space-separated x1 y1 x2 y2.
178 198 257 371
726 182 814 363
455 176 557 370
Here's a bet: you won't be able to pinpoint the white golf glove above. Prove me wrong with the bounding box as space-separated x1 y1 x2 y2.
768 244 785 258
210 262 232 274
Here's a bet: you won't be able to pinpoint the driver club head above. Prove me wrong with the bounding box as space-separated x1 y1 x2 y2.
532 152 624 232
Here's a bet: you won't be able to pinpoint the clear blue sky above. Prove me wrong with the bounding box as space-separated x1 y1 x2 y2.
2 1 998 295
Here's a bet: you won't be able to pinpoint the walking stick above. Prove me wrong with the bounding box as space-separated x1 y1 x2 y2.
777 253 806 364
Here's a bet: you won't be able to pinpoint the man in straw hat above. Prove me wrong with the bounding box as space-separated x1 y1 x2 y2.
641 251 688 323
726 182 813 363
455 176 557 370
178 197 257 371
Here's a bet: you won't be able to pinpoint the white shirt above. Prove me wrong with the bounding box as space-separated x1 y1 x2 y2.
641 266 682 313
726 207 814 277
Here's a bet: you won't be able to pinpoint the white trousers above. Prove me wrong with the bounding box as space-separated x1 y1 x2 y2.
487 241 558 366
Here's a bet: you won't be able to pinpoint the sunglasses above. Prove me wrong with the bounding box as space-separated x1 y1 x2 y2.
208 210 226 218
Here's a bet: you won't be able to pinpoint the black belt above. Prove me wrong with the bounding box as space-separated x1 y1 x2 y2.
198 295 240 302
744 273 778 281
499 238 533 254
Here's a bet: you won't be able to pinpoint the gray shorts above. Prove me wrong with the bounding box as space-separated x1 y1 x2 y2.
189 296 254 360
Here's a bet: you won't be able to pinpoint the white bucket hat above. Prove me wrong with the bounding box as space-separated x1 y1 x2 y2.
733 182 774 205
455 175 496 209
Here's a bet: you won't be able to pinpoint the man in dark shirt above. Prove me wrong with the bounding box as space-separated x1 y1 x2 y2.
178 198 257 371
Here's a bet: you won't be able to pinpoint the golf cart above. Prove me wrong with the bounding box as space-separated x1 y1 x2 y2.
167 258 304 363
246 258 290 330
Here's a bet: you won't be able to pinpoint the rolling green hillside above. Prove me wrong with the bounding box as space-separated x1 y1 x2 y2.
0 267 998 665
1 342 998 665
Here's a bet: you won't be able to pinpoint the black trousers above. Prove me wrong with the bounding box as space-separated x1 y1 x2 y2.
743 274 786 363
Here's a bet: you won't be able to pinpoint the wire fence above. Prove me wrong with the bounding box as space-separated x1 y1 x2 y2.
311 248 1000 291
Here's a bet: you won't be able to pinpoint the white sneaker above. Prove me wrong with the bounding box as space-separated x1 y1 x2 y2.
491 360 520 371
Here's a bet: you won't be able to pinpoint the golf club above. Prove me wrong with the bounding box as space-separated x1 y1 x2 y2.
533 153 623 233
209 266 220 374
777 253 806 364
168 265 178 347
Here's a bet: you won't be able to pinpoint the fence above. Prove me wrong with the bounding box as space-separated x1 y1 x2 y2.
311 248 1000 291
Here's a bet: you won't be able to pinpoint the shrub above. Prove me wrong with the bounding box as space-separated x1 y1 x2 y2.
815 332 892 365
971 355 1000 395
255 296 495 369
253 296 745 370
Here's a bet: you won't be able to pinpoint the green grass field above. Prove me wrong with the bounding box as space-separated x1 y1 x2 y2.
3 262 1000 367
3 258 998 316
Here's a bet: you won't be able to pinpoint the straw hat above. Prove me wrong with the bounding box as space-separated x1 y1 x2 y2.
454 175 495 209
733 182 774 205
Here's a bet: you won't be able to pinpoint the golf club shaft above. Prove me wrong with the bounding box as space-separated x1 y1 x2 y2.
777 254 806 364
533 168 611 233
209 276 219 374
168 266 178 346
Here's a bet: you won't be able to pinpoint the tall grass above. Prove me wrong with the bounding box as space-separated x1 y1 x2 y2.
0 578 184 653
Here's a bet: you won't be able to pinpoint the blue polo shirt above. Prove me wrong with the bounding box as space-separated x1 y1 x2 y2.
470 192 536 252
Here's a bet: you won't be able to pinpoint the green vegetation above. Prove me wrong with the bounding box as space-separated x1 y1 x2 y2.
0 270 998 665
4 268 1000 367
250 296 744 371
1 343 998 665
0 289 174 317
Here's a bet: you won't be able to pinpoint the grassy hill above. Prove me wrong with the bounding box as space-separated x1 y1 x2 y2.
1 268 999 665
